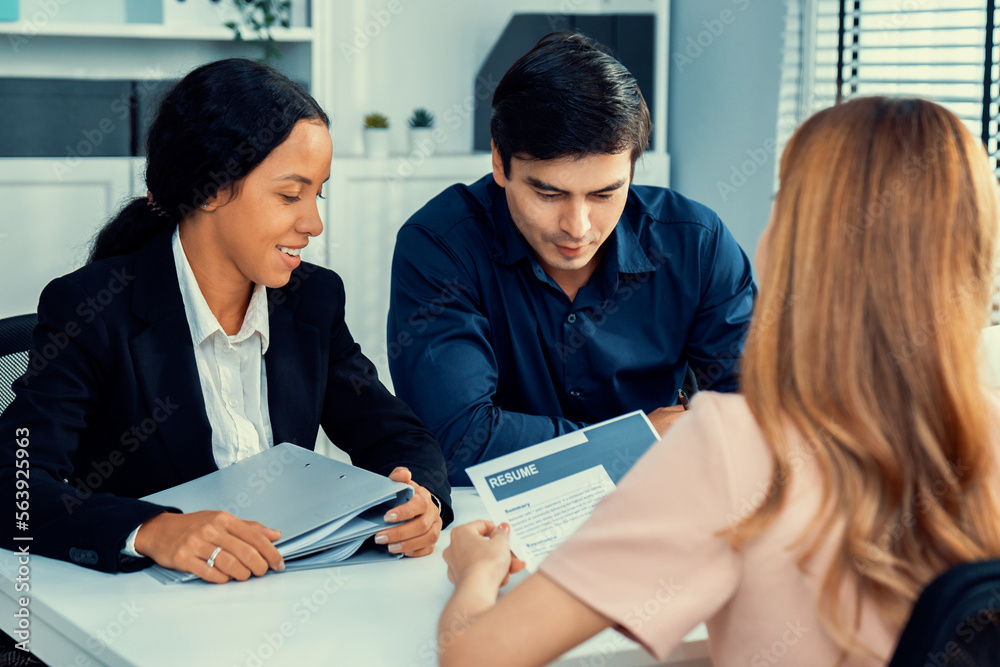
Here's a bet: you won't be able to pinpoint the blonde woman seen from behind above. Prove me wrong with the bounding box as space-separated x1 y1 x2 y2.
437 97 1000 667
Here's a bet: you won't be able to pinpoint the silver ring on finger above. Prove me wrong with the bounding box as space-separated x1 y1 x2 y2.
207 546 223 568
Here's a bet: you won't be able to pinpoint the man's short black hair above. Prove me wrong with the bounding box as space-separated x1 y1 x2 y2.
490 31 651 178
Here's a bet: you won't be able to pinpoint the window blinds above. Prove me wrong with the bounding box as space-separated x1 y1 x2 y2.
813 0 995 172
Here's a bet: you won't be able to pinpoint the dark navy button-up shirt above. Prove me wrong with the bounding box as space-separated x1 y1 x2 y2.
389 175 756 485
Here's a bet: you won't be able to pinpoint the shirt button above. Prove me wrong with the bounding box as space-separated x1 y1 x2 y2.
229 399 238 407
567 313 577 324
568 388 581 398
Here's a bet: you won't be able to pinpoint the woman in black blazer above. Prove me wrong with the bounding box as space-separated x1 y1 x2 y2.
0 58 451 583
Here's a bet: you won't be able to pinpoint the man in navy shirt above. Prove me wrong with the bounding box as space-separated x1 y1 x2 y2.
388 32 756 485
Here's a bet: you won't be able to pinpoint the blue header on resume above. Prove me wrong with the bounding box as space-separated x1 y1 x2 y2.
482 414 658 501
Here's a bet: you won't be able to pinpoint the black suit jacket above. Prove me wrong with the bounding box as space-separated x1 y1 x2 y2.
0 228 451 573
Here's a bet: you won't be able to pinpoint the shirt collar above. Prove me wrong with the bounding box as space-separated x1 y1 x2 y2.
613 217 656 274
171 228 270 353
488 182 656 276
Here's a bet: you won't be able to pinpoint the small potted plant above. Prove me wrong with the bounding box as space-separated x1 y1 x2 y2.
363 112 390 158
407 107 435 154
223 0 294 63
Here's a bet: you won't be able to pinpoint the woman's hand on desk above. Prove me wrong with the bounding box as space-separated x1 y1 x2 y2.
438 523 602 667
374 466 443 557
444 521 527 589
135 511 285 584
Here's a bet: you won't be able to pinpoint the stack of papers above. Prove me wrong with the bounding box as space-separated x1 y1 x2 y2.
141 444 413 584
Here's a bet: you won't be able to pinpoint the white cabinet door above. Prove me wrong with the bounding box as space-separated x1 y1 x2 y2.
0 157 139 318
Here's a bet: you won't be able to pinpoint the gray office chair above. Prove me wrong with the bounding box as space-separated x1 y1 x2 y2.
888 559 1000 665
0 314 36 416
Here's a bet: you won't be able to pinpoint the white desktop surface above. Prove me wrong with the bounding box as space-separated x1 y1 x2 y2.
0 489 709 667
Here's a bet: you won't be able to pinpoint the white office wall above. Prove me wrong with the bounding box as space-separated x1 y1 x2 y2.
0 159 136 317
667 0 787 271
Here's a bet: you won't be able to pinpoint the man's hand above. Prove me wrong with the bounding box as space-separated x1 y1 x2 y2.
374 467 444 557
647 405 687 436
135 511 284 584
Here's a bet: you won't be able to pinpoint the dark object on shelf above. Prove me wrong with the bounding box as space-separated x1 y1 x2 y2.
134 79 180 156
472 13 656 153
0 78 182 158
0 74 309 158
0 78 132 158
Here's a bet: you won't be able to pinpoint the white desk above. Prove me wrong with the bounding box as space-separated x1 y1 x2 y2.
0 489 710 666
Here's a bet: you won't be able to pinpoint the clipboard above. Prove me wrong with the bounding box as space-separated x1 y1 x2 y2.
141 443 413 583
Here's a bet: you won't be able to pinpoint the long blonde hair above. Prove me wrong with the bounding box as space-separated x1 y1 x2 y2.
738 97 1000 654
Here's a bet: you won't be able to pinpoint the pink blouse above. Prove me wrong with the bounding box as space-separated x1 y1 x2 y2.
540 392 913 666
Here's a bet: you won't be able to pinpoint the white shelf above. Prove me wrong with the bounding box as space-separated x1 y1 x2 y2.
332 153 493 178
0 21 312 41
